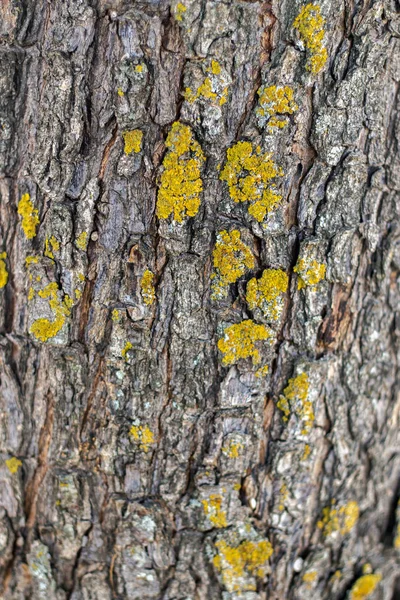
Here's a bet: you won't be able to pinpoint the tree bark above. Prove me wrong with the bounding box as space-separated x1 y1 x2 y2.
1 0 400 599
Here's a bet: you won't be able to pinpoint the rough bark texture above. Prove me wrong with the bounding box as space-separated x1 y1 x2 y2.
1 1 400 599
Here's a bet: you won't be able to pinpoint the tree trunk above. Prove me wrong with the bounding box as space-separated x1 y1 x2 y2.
1 0 399 598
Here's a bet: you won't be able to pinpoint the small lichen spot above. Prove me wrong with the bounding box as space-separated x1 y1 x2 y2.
202 495 227 528
349 573 382 600
257 85 298 129
111 309 120 322
277 372 314 433
211 230 254 300
246 268 288 322
294 257 326 289
44 236 60 260
30 283 72 342
156 122 205 223
129 425 155 452
317 500 360 536
175 2 187 21
121 341 133 360
6 457 22 474
293 4 328 74
0 252 8 288
122 129 143 155
218 320 273 367
140 269 156 305
76 232 88 251
18 193 40 239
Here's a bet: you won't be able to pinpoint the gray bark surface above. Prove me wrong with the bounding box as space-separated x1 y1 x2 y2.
0 0 400 598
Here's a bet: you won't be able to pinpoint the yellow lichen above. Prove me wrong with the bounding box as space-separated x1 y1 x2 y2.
0 252 8 288
25 256 39 266
222 441 243 459
121 341 133 360
349 573 382 600
294 257 326 289
76 232 88 251
202 495 228 528
293 4 328 74
156 122 205 223
6 457 22 474
175 2 187 21
74 289 82 300
44 235 60 260
257 85 298 129
246 268 288 322
302 444 311 461
140 269 156 305
28 287 35 300
278 372 314 433
218 320 273 367
394 502 400 549
117 88 124 97
220 141 283 222
111 309 120 322
184 60 229 107
122 129 143 155
30 282 71 342
213 538 273 593
129 425 155 452
303 571 318 588
317 500 360 536
278 483 289 511
18 193 40 239
211 230 254 299
135 64 144 73
78 272 85 282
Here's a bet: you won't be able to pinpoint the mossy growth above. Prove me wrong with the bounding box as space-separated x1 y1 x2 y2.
202 494 228 528
211 230 254 300
122 129 143 155
44 236 60 260
30 282 72 342
218 320 273 367
294 257 326 289
213 537 273 593
246 268 288 322
18 193 40 239
0 252 8 288
140 269 156 305
156 122 205 223
6 457 22 474
257 85 298 129
349 573 382 600
129 424 155 452
220 141 283 222
293 4 328 74
317 500 359 536
184 60 229 107
277 372 314 434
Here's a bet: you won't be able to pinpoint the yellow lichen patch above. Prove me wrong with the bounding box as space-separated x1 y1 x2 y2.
44 235 60 260
222 441 243 459
278 483 289 511
135 64 144 73
255 364 269 378
202 495 228 528
302 443 311 460
257 85 298 129
28 287 35 300
349 573 382 600
218 320 273 367
18 193 40 239
220 141 283 222
121 341 133 360
394 502 400 549
213 538 273 593
30 283 71 342
76 232 88 251
317 500 359 536
303 571 318 589
78 272 85 282
111 309 120 322
156 122 205 223
129 425 155 452
6 457 22 474
293 4 328 74
294 257 326 289
140 269 156 305
278 372 314 434
74 289 82 300
25 256 39 266
175 2 186 21
246 268 288 322
184 60 230 107
211 230 254 299
117 88 124 97
122 129 143 155
0 252 8 288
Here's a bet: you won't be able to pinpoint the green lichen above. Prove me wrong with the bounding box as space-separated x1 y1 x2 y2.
277 372 314 434
122 129 143 154
156 122 205 223
293 4 328 74
246 268 288 322
18 193 40 239
218 320 273 367
140 269 156 305
257 85 298 129
0 252 8 288
211 230 254 299
30 283 72 342
220 141 283 222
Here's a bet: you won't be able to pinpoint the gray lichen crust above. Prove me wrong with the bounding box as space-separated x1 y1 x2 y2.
0 1 400 599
